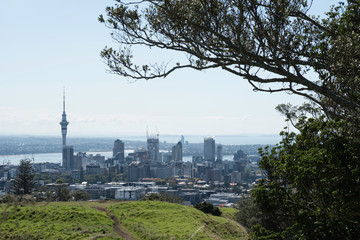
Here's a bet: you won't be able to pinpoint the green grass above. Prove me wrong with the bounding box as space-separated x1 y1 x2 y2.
219 207 239 221
107 201 247 240
0 202 121 240
0 200 247 240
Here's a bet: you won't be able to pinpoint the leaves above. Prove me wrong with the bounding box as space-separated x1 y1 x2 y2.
12 159 35 195
252 117 360 239
99 0 360 116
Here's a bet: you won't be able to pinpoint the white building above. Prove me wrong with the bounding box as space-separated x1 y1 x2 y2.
115 187 146 200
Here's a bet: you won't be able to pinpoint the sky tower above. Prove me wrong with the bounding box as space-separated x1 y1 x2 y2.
60 90 69 148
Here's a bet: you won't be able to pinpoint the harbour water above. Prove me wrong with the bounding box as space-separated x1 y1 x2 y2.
0 134 279 165
0 151 234 166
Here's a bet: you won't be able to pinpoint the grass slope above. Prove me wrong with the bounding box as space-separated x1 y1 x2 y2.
107 201 247 240
0 201 247 240
0 202 120 240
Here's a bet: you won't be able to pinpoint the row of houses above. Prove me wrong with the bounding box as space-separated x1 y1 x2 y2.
64 181 242 205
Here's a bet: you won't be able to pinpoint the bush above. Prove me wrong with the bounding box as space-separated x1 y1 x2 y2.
72 190 90 201
141 193 183 204
0 194 18 204
194 201 222 216
235 198 262 231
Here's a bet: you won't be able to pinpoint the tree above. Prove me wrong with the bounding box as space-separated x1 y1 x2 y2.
33 185 54 202
141 192 183 204
72 190 90 201
251 117 360 239
99 0 360 117
236 198 263 232
54 181 72 201
194 201 222 216
11 159 35 195
99 1 360 237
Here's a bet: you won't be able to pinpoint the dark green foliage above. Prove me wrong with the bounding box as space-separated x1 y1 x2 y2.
0 194 18 204
11 159 35 195
54 182 72 201
252 117 360 239
33 186 54 202
83 174 108 184
155 179 167 186
100 0 360 116
236 198 263 231
194 201 222 216
72 190 90 201
141 193 183 204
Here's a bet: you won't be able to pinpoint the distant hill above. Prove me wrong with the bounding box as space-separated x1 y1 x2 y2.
0 200 247 239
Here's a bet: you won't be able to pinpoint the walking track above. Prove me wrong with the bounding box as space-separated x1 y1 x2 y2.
92 206 137 240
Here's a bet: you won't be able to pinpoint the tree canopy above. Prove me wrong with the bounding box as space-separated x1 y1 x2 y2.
12 159 35 195
251 117 360 239
99 0 360 117
100 1 360 238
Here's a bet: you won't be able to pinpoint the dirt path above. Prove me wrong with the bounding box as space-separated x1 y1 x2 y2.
189 223 206 239
92 206 137 240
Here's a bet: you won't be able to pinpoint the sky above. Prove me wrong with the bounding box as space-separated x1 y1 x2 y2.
0 0 338 141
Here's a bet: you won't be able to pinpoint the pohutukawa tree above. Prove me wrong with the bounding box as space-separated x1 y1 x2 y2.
99 0 360 118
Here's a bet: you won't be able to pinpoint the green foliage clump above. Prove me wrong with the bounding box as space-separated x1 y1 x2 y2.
54 183 72 201
252 117 360 239
235 198 263 232
194 201 222 216
141 192 183 204
72 190 90 201
11 159 35 195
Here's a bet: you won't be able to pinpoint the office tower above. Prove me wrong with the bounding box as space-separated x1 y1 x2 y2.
62 145 74 170
172 141 183 162
113 139 125 161
204 136 216 162
147 134 159 162
217 145 223 161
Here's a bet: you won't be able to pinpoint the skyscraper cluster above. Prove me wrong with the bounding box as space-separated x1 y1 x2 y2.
58 93 250 184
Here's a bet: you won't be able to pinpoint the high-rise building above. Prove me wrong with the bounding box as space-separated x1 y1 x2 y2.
147 134 159 163
60 90 72 170
172 141 183 162
62 145 74 170
204 136 216 162
217 145 223 162
113 139 125 161
59 91 69 148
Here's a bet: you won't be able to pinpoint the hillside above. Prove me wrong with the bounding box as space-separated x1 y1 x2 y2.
0 200 247 240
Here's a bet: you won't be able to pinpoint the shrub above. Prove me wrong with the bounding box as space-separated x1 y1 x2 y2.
141 193 183 204
194 201 222 216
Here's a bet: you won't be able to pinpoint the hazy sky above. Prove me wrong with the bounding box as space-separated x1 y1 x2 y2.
0 1 338 138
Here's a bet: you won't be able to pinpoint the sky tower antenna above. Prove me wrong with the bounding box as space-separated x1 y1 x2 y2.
63 87 66 113
155 125 159 138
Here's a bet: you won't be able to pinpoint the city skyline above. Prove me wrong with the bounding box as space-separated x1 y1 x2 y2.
0 1 337 138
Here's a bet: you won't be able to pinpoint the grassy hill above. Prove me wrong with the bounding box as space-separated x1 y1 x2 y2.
0 200 247 240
